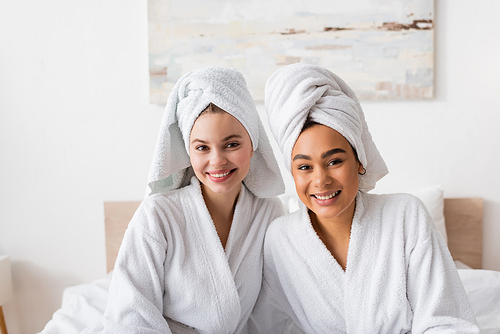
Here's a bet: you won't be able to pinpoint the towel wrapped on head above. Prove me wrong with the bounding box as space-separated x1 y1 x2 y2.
148 66 285 198
265 63 388 192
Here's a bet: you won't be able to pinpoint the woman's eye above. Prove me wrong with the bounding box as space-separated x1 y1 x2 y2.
298 165 311 171
226 142 240 148
328 159 342 166
196 145 208 151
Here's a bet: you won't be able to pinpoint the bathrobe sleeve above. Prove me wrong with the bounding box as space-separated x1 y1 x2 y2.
247 212 307 334
405 198 480 333
82 200 172 334
247 277 300 334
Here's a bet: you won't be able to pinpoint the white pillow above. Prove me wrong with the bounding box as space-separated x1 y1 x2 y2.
278 194 300 214
409 185 448 245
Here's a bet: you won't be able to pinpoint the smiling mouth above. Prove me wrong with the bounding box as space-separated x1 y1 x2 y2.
211 171 231 178
312 191 340 200
207 169 236 178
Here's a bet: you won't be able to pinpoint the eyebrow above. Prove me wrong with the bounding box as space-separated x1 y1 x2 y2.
321 148 346 159
191 134 242 144
292 148 346 161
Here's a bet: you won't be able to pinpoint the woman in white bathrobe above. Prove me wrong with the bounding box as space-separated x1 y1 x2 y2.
249 63 480 333
82 67 285 334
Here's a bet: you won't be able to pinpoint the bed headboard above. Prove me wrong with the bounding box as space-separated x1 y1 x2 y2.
104 198 484 272
104 201 141 273
444 198 483 269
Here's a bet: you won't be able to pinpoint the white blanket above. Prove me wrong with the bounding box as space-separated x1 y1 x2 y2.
458 269 500 334
250 192 481 333
78 177 283 334
39 273 111 334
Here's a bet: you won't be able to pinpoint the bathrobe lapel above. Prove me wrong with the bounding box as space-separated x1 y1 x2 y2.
280 204 347 332
343 193 412 333
283 196 366 333
221 182 274 330
180 180 242 332
342 194 372 333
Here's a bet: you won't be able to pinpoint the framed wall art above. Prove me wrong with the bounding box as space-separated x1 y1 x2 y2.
148 0 434 103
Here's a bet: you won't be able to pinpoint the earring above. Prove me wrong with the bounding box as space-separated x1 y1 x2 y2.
359 167 366 175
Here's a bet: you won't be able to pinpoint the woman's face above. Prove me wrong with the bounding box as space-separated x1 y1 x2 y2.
291 124 363 224
189 111 253 197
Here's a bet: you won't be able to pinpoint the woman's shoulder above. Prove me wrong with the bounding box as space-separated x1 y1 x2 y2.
253 195 285 212
263 209 310 264
240 184 286 215
144 182 198 208
266 208 304 237
130 185 199 232
361 192 434 242
362 192 425 212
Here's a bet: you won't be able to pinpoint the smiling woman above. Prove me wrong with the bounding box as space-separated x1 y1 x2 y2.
189 106 254 248
248 63 481 333
80 67 285 334
291 124 364 270
190 106 253 197
292 124 362 221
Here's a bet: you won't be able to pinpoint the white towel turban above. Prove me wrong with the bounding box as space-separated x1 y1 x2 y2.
265 63 388 192
147 66 285 198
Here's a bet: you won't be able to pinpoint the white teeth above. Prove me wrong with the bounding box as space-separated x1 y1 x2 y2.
211 171 231 178
315 191 339 200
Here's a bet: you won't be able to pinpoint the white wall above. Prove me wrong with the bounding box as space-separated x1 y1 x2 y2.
0 1 499 333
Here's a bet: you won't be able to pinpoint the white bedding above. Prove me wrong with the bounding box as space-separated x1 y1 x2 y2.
458 269 500 334
39 268 500 334
39 273 111 334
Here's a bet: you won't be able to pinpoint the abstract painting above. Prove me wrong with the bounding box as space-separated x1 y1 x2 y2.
148 0 434 103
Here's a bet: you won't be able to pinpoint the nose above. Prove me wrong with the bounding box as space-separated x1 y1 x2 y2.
209 149 227 167
312 166 332 188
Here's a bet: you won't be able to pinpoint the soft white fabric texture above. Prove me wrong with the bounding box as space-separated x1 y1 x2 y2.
455 260 473 270
148 66 284 198
39 273 112 334
250 192 480 333
264 63 388 192
81 177 284 334
38 268 500 334
283 185 447 245
409 185 448 245
458 269 500 333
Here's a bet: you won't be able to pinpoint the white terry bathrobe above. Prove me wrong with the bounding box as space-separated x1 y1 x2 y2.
82 67 285 334
249 63 480 333
251 192 480 333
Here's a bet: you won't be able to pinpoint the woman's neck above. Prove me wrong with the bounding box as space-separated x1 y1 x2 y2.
201 182 242 249
309 200 356 271
310 211 352 243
